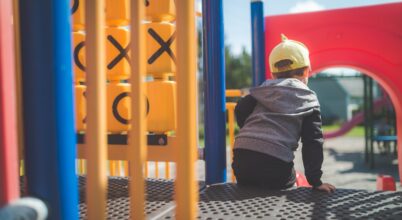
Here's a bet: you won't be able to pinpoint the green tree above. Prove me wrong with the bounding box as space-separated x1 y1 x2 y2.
225 46 252 89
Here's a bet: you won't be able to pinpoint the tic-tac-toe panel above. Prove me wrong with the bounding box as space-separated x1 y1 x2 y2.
145 0 176 22
73 32 86 82
105 81 176 134
71 0 85 31
106 0 129 27
146 23 176 76
106 27 130 81
146 81 176 133
107 83 131 133
75 85 86 132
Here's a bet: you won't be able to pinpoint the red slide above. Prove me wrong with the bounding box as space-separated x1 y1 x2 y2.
323 98 387 139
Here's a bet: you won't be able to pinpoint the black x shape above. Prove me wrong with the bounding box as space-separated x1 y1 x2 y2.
107 35 131 70
147 28 176 64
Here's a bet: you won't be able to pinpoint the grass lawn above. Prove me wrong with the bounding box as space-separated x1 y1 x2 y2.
322 125 365 137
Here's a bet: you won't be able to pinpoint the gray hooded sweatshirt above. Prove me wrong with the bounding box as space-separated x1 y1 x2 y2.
234 78 320 162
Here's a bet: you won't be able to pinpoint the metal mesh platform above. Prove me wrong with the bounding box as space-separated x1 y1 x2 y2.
20 177 402 219
78 176 175 219
160 183 402 220
20 176 176 219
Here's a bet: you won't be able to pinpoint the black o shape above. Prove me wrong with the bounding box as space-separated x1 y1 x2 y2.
74 41 86 71
112 92 150 125
71 0 79 14
113 92 130 125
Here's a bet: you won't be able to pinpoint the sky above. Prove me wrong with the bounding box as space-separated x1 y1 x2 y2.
221 0 402 55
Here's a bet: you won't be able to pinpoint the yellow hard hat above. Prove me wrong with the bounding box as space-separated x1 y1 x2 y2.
269 34 310 73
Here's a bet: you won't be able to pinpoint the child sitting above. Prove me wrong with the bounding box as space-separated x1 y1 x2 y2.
232 35 335 193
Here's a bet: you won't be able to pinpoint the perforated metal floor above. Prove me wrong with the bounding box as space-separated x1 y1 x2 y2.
20 177 402 219
160 183 402 220
78 176 176 219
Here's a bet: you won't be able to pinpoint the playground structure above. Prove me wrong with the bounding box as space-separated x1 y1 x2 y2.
322 81 397 168
1 0 402 220
265 2 402 181
323 97 387 139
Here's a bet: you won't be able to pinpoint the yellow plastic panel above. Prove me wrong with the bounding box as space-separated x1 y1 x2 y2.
146 23 176 76
145 0 176 22
107 82 131 133
106 0 129 26
106 27 130 81
75 85 86 131
77 136 178 161
71 0 85 31
73 32 86 82
146 81 176 133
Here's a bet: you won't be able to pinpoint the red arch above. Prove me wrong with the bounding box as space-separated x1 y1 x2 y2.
265 3 402 184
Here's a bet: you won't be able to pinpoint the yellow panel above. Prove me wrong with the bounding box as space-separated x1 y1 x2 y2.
76 136 178 162
225 89 242 97
106 0 129 26
71 0 85 31
106 81 176 133
146 80 176 133
145 0 176 22
146 23 176 77
75 85 86 131
106 27 130 81
107 82 131 133
73 32 86 82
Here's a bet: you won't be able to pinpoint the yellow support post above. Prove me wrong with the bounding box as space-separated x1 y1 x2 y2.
155 161 159 178
113 161 118 176
165 162 170 179
123 161 128 177
145 162 149 178
78 159 84 175
175 0 198 219
12 0 24 163
114 161 120 176
84 160 87 174
19 160 24 176
109 161 116 176
82 160 86 175
227 103 236 182
129 0 147 219
85 0 108 219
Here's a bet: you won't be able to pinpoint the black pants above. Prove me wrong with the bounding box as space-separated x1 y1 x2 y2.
232 149 296 189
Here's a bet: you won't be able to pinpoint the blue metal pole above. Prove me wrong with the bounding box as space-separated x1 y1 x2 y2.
19 0 77 219
251 0 266 86
202 0 227 185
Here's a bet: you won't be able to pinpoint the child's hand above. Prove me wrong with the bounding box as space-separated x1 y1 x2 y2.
315 183 336 193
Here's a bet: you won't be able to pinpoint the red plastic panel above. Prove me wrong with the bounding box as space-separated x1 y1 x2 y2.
376 175 396 191
265 3 402 186
0 0 20 206
295 171 311 187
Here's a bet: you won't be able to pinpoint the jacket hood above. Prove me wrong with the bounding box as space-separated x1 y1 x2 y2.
250 78 319 114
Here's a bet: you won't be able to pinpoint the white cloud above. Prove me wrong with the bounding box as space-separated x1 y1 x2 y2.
289 0 325 13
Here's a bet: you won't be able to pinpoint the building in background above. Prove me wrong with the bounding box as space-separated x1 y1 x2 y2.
309 72 380 125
